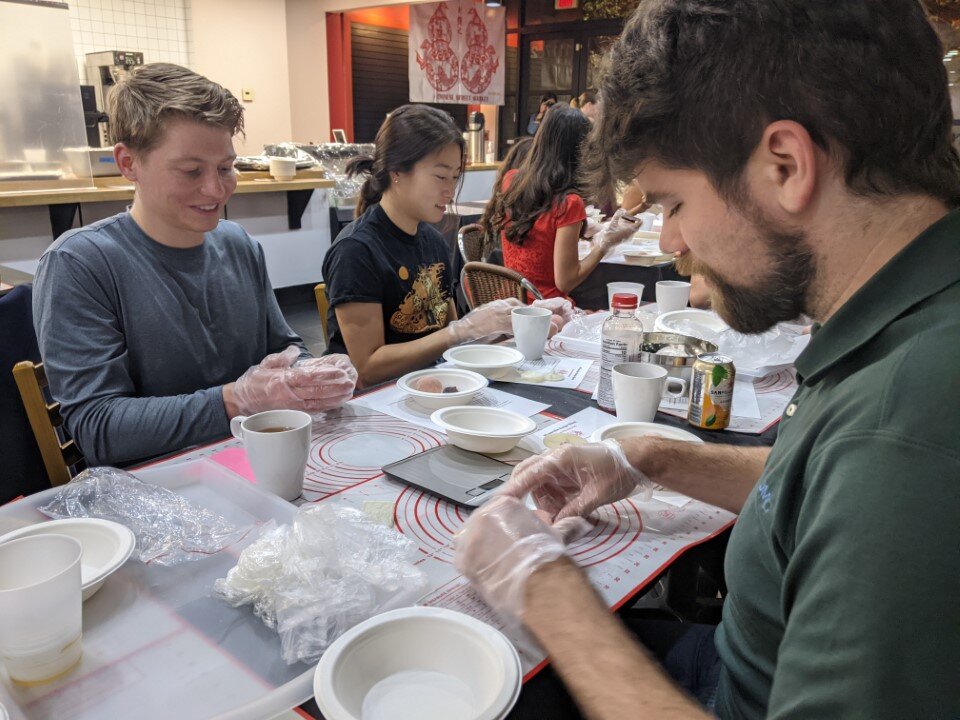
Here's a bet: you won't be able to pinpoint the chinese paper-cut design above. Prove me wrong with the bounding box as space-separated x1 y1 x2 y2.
410 1 506 105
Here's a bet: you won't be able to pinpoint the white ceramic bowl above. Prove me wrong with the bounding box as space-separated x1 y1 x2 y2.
397 369 488 410
590 422 704 444
314 607 521 720
431 406 537 454
442 345 525 379
0 518 136 600
654 309 729 335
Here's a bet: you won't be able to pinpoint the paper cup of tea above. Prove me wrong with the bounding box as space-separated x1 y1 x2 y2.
656 281 691 314
230 409 311 501
0 534 83 684
612 362 687 422
511 306 552 361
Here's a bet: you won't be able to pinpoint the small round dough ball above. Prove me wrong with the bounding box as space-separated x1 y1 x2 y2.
412 375 444 393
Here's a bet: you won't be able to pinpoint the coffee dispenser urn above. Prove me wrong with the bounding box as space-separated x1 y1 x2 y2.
466 111 485 165
85 51 144 146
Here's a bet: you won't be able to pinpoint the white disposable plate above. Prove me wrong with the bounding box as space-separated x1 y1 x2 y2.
0 518 136 601
431 405 537 454
314 606 521 720
442 345 525 378
654 309 729 335
590 422 704 444
397 368 488 410
622 248 674 267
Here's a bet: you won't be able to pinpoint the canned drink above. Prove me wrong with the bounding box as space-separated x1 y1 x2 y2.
688 353 735 430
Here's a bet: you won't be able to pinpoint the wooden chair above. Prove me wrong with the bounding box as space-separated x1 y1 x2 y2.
460 261 544 310
12 361 85 487
457 223 488 263
314 282 330 345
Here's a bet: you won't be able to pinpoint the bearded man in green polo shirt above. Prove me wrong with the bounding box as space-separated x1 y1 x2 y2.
454 1 960 718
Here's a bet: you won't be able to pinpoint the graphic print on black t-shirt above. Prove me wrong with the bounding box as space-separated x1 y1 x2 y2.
391 262 449 334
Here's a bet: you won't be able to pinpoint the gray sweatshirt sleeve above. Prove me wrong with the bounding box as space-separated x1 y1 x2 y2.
34 249 231 466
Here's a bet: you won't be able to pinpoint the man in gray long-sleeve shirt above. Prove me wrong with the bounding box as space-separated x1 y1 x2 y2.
33 64 356 467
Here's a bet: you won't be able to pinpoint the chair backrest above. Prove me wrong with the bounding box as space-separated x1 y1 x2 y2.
460 262 545 310
12 361 85 487
457 223 487 264
314 282 330 345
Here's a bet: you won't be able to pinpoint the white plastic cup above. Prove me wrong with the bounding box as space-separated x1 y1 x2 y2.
607 282 645 309
268 156 297 181
612 362 687 422
511 306 553 361
230 409 311 501
0 534 83 684
656 280 691 314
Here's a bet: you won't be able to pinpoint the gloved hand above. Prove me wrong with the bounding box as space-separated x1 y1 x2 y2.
454 495 591 623
232 346 358 415
531 297 576 327
447 298 523 344
500 440 650 521
592 208 642 253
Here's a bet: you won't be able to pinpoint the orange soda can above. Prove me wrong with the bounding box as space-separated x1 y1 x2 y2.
688 353 735 431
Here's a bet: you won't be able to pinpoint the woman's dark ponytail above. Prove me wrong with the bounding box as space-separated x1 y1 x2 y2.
346 155 388 217
348 105 465 219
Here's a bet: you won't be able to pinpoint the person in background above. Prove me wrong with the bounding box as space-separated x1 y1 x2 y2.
455 1 960 718
527 92 557 135
478 136 534 257
490 104 645 301
577 90 601 122
33 63 357 468
322 105 571 388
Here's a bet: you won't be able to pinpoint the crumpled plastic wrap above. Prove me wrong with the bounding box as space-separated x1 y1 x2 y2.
215 502 428 665
667 319 809 377
39 466 250 565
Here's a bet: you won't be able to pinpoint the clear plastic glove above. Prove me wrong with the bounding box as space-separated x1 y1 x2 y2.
593 208 642 253
532 297 576 327
232 346 358 415
454 495 590 623
582 217 604 239
500 440 650 521
447 298 523 344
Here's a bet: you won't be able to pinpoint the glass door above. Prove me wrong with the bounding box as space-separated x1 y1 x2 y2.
516 24 624 140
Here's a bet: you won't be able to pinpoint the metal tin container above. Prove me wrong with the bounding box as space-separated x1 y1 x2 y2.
688 353 736 430
638 332 719 383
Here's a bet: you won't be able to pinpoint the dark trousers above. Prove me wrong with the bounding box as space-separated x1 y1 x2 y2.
507 617 721 719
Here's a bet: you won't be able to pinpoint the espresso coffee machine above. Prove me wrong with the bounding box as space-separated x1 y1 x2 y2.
85 51 144 145
465 111 485 165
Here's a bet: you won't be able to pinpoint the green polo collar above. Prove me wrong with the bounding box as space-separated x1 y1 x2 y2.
795 208 960 384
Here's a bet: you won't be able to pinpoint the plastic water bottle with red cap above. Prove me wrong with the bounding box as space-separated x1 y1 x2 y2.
597 293 645 411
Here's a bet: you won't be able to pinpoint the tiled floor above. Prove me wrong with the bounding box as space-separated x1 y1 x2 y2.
280 299 327 357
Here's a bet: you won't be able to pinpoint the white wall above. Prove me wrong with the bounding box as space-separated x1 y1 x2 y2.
286 0 330 145
68 0 193 84
191 0 293 154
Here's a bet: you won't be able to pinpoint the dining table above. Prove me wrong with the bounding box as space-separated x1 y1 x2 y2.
0 337 783 720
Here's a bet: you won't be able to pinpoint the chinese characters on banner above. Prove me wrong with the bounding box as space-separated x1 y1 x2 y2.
409 0 506 105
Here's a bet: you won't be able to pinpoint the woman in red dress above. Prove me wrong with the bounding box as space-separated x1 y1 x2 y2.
488 104 640 302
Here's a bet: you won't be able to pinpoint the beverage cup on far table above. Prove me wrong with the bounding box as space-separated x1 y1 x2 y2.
656 280 691 314
0 534 83 684
612 362 688 422
268 156 297 181
511 306 553 360
230 409 311 501
607 282 645 309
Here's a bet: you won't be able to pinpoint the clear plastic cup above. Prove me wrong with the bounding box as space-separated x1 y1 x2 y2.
0 534 83 684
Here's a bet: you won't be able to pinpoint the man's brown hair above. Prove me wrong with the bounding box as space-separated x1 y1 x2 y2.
108 62 244 152
584 0 960 207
